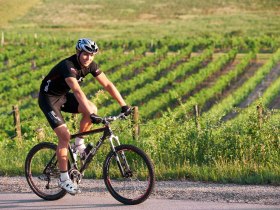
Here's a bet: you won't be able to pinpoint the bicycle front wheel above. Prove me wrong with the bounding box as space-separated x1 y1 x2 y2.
103 144 155 205
25 142 67 200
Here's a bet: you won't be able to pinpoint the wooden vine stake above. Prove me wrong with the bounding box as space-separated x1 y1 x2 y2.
12 105 22 141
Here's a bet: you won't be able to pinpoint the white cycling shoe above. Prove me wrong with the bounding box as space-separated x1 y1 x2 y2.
58 179 79 195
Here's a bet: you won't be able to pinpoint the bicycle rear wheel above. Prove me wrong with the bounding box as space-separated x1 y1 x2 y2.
25 142 67 200
103 144 155 205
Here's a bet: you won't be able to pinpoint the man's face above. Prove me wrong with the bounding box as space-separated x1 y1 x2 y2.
78 51 94 67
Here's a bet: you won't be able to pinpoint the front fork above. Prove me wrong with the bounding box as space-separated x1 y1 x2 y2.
109 135 131 178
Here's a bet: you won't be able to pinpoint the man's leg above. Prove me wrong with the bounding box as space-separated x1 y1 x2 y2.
54 124 78 195
61 93 97 133
54 124 70 171
73 100 97 154
78 100 97 132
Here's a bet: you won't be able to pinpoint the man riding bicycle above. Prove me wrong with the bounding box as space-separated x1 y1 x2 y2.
38 38 130 195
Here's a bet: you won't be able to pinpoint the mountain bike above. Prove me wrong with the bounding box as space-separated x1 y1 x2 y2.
25 112 155 205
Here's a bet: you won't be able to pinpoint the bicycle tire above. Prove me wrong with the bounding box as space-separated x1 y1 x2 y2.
103 144 155 205
25 142 67 200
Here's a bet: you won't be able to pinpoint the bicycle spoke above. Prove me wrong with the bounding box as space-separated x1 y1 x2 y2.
25 142 67 200
104 145 155 205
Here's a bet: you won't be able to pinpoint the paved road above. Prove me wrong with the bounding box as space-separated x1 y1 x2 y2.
0 193 279 210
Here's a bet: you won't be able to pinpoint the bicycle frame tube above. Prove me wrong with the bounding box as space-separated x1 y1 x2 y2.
66 127 107 170
76 125 113 173
68 123 131 179
43 153 58 176
70 127 106 139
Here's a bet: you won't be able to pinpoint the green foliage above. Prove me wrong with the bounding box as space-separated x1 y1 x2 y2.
0 35 280 185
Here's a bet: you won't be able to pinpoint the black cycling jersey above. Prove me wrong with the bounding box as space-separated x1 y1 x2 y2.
40 54 102 96
38 54 102 129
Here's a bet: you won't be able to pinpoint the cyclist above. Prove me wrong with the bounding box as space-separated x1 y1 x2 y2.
38 38 130 195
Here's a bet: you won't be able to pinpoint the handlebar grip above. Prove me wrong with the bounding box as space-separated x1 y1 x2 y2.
122 106 134 116
90 114 103 124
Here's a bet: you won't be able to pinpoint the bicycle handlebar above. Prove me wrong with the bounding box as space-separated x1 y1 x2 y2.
92 107 134 125
103 113 127 123
103 106 135 124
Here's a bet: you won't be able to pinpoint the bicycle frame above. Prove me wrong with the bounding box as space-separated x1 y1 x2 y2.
39 111 135 189
68 124 122 174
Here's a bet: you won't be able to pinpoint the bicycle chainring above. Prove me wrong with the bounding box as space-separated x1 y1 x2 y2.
69 169 82 184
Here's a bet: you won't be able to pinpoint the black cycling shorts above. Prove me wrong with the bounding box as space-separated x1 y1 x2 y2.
38 92 79 129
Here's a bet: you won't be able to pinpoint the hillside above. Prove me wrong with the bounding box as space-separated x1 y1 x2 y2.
1 0 280 39
0 0 40 27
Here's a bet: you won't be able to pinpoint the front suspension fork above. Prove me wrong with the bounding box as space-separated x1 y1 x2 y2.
109 135 131 178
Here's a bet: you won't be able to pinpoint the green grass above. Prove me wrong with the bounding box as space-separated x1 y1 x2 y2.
0 77 279 184
154 161 280 184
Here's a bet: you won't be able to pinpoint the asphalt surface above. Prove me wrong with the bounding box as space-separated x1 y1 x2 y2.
0 193 279 210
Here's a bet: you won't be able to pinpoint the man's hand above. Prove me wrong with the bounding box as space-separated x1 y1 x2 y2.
90 113 103 124
121 106 132 116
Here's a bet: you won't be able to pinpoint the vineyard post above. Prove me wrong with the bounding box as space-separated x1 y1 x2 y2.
132 106 140 140
257 105 263 128
194 104 201 131
12 105 22 141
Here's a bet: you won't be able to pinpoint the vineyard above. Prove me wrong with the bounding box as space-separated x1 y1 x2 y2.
1 34 280 184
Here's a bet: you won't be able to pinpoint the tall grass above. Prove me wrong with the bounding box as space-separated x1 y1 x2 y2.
0 104 279 184
135 106 280 184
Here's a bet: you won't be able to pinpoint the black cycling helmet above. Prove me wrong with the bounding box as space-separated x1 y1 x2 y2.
76 38 98 54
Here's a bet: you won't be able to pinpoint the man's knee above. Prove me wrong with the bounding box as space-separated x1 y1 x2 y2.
78 101 97 115
89 101 98 115
54 124 71 143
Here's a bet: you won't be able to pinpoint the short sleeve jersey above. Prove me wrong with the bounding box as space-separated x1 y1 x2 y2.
40 54 102 96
